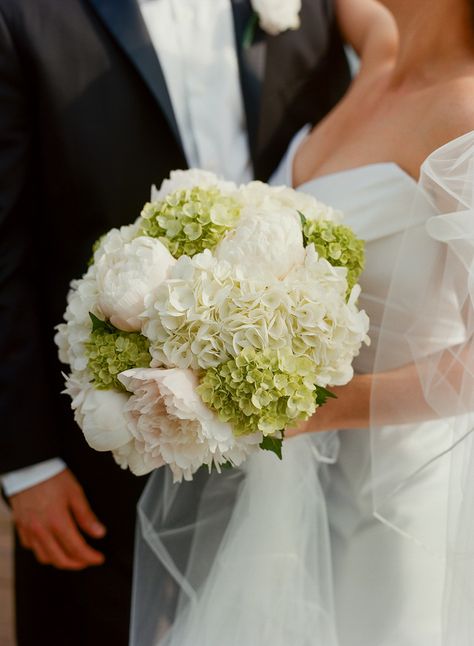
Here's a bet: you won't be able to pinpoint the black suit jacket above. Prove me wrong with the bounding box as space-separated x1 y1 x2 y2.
0 0 350 475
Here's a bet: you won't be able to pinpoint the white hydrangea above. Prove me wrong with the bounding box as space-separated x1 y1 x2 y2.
96 235 176 332
215 207 304 280
283 245 370 386
240 181 343 224
152 169 238 203
251 0 301 36
143 251 236 370
117 368 260 481
143 247 369 386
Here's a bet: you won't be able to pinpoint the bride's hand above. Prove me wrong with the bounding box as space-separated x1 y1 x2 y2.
286 374 372 437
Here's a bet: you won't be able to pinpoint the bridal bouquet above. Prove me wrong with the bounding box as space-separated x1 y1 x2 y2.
55 170 369 481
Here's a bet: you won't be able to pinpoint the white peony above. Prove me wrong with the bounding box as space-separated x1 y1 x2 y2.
118 368 259 481
215 207 304 280
92 224 140 264
55 265 100 375
64 373 132 451
251 0 301 36
111 440 160 476
96 235 176 332
240 181 343 224
55 224 141 373
152 169 237 202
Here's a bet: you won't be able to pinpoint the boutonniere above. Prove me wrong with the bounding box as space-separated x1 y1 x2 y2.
244 0 302 46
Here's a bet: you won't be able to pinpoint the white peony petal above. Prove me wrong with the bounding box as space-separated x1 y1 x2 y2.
117 367 257 482
97 236 176 332
77 387 131 451
215 207 304 280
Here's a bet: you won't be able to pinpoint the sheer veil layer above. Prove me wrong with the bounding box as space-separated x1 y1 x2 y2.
131 433 340 646
370 131 474 644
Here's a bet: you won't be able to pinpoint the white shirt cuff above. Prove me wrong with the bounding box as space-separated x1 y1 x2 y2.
1 458 67 496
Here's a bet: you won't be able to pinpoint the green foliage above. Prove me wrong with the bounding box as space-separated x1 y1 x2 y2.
242 11 259 48
302 218 365 292
197 347 317 438
259 434 284 460
314 385 337 407
139 187 241 258
86 315 151 391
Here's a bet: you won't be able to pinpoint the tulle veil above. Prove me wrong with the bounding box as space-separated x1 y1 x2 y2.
130 131 474 646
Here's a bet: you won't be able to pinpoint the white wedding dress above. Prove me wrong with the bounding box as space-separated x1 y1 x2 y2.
131 130 474 646
271 128 450 646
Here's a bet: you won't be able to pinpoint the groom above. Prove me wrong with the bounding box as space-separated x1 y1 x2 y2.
0 0 350 644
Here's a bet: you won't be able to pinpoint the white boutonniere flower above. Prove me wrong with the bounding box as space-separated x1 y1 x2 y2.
249 0 302 38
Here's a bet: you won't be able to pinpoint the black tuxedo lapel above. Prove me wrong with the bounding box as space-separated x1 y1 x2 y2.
231 0 267 166
87 0 184 154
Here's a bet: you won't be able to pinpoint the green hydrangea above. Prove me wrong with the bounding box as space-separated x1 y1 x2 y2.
302 218 365 292
197 347 318 437
139 187 241 258
86 317 151 391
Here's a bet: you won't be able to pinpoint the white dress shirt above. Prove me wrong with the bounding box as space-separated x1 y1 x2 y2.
1 0 251 496
139 0 251 183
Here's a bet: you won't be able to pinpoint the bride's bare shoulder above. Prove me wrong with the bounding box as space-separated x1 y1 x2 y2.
423 75 474 153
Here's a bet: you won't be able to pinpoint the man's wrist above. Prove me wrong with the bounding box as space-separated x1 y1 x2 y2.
1 458 67 496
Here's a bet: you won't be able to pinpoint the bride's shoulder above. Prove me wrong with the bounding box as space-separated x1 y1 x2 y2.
425 75 474 151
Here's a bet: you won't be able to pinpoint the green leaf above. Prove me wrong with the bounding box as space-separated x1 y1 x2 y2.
298 210 307 227
89 312 117 334
259 435 283 460
298 211 309 246
315 386 337 407
242 12 259 48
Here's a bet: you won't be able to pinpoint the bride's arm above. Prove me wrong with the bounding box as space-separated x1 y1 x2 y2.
289 341 472 435
335 0 397 67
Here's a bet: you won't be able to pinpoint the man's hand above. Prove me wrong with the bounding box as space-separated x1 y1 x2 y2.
10 469 106 570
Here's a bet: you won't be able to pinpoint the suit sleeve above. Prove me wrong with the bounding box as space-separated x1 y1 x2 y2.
0 8 62 473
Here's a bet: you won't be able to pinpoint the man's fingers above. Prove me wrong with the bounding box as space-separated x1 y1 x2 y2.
32 523 88 570
54 512 105 566
68 486 106 539
30 538 50 565
10 469 106 570
17 527 32 550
